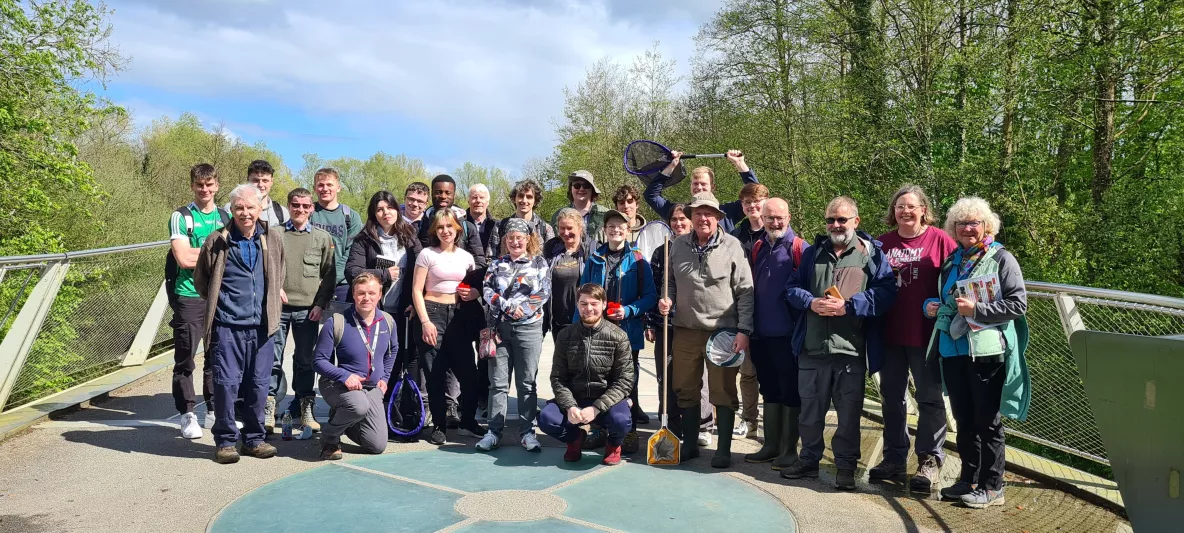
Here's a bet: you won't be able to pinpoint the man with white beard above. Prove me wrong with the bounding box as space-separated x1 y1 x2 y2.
782 196 897 491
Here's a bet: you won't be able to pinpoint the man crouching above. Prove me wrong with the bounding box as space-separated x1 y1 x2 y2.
539 283 635 466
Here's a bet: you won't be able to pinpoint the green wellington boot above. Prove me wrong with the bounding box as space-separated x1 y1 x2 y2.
712 407 735 468
771 406 801 470
680 411 700 461
745 403 783 463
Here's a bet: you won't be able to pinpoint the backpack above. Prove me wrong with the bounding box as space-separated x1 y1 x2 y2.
329 311 423 439
165 205 230 304
270 199 287 225
751 235 805 270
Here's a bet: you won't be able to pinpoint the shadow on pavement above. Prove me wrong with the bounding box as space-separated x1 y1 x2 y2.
0 513 69 533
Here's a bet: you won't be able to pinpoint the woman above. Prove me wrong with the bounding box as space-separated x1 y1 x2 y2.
928 197 1030 509
580 209 657 447
412 209 485 445
498 179 555 244
645 203 714 448
313 273 396 460
477 218 551 452
551 170 608 238
870 184 958 492
544 208 591 340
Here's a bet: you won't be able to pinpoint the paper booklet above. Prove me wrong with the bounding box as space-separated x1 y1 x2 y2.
956 273 1001 331
374 254 399 270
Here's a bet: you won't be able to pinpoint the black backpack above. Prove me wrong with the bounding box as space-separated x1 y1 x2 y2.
165 205 230 305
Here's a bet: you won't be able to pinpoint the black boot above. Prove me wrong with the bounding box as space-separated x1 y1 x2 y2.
745 403 782 463
712 406 735 468
772 406 800 470
680 410 700 461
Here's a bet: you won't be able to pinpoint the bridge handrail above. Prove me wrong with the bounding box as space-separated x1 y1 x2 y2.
1027 280 1184 311
0 241 169 266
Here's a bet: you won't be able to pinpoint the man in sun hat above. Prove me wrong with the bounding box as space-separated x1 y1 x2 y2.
656 191 753 468
552 170 609 239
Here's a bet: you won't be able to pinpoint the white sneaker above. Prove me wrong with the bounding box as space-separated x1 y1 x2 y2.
203 412 216 429
475 431 500 451
697 431 712 447
521 433 541 452
180 412 203 439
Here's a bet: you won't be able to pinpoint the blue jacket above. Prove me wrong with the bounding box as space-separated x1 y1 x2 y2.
215 224 267 326
784 231 898 373
579 243 657 350
314 309 398 385
642 169 759 234
751 229 803 339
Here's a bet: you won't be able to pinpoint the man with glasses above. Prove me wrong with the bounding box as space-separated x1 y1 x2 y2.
782 196 897 491
552 170 609 239
268 188 336 433
730 182 769 440
403 182 430 232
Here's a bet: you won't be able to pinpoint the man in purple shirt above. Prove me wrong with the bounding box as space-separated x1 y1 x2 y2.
314 273 398 460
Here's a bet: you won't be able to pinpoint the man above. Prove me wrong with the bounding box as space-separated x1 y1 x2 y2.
732 182 769 439
498 179 555 244
168 163 229 439
268 188 336 433
309 168 362 315
551 170 609 239
782 196 897 491
743 198 805 470
224 160 288 227
194 184 286 464
613 184 646 244
645 150 757 233
466 183 500 262
403 182 430 232
657 192 754 468
538 283 635 466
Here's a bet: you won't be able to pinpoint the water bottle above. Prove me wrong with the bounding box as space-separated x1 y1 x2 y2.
281 412 293 441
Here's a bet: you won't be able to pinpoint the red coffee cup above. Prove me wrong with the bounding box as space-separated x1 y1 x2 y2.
607 302 622 316
457 282 471 290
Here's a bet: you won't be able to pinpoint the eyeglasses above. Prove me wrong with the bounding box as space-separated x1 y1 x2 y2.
955 220 983 229
894 204 921 212
825 217 852 225
289 203 314 210
571 182 592 191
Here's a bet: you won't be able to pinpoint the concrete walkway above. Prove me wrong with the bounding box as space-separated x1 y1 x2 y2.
0 335 1129 533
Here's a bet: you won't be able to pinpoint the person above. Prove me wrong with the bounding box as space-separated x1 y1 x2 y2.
543 208 591 339
551 170 609 239
742 198 804 470
645 203 714 448
466 184 500 267
612 184 647 244
539 283 635 466
225 160 288 227
402 182 430 232
477 218 551 452
869 184 958 492
313 273 397 460
656 192 754 468
498 179 555 244
193 184 286 464
782 196 897 491
931 197 1030 509
309 168 363 315
268 188 336 434
644 150 758 233
412 208 486 445
580 209 657 445
732 182 770 439
169 163 229 439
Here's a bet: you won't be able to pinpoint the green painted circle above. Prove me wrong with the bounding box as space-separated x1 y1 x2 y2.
209 448 798 533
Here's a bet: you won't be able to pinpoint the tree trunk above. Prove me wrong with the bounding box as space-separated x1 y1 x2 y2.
998 0 1019 189
1090 0 1117 206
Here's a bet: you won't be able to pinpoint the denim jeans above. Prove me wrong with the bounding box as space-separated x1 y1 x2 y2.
538 399 631 446
270 306 320 414
486 319 544 437
418 301 478 428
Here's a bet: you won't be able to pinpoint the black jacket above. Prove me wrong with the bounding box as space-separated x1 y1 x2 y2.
731 218 766 257
498 212 555 245
344 230 422 308
467 210 500 261
551 319 635 414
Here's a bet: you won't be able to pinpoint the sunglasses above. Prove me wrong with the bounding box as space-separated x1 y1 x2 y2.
571 182 592 191
289 202 314 210
825 217 852 225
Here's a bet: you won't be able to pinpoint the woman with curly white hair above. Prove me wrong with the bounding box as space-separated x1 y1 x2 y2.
926 196 1031 509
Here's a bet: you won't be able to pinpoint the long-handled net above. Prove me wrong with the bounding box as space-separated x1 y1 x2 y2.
624 140 729 186
648 235 681 465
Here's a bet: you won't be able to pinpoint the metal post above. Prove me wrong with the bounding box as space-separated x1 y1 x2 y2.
121 281 170 367
0 262 71 412
1055 293 1089 378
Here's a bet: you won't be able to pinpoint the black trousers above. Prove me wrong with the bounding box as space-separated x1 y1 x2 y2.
942 355 1006 491
170 296 212 414
749 336 799 407
418 301 478 428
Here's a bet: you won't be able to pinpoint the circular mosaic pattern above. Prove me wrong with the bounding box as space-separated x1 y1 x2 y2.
454 490 567 521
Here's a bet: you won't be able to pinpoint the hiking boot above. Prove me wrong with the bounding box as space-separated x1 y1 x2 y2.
869 459 907 480
940 480 975 501
446 403 461 429
242 441 277 459
622 430 640 454
771 406 800 471
214 446 240 464
780 460 819 479
263 396 277 434
320 443 343 461
299 397 320 432
602 443 623 466
428 425 447 445
745 403 782 463
180 412 203 439
711 407 735 469
521 433 541 452
583 427 606 449
961 488 1005 509
680 414 700 462
630 403 650 425
835 468 857 491
475 431 500 451
910 455 941 492
564 430 586 462
745 420 761 441
457 420 486 438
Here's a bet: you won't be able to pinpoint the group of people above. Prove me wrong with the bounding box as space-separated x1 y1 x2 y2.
166 152 1030 510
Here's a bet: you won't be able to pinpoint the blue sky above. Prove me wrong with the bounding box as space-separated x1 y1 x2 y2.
99 0 719 176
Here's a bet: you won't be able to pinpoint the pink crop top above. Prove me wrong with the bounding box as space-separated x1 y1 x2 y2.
415 247 475 294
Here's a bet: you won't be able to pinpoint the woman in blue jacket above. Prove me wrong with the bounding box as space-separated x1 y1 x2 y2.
580 210 657 438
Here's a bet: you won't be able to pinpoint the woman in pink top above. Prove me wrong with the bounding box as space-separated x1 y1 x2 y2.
412 209 485 445
870 184 959 492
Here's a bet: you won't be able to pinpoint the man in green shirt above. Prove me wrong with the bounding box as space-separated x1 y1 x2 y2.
309 167 362 315
169 163 229 440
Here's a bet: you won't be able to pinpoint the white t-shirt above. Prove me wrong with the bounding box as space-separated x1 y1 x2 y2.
415 247 475 294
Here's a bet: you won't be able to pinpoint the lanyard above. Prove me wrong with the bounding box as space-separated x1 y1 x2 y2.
354 312 381 378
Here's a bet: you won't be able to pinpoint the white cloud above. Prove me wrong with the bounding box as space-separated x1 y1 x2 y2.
104 0 702 166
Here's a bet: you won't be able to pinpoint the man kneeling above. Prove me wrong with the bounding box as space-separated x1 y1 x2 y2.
313 273 396 460
539 283 635 465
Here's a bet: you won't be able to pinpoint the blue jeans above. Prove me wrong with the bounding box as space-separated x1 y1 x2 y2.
270 306 320 413
211 324 273 448
486 320 543 437
538 399 631 446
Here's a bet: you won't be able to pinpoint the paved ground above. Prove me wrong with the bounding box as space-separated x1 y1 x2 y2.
0 335 1130 533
